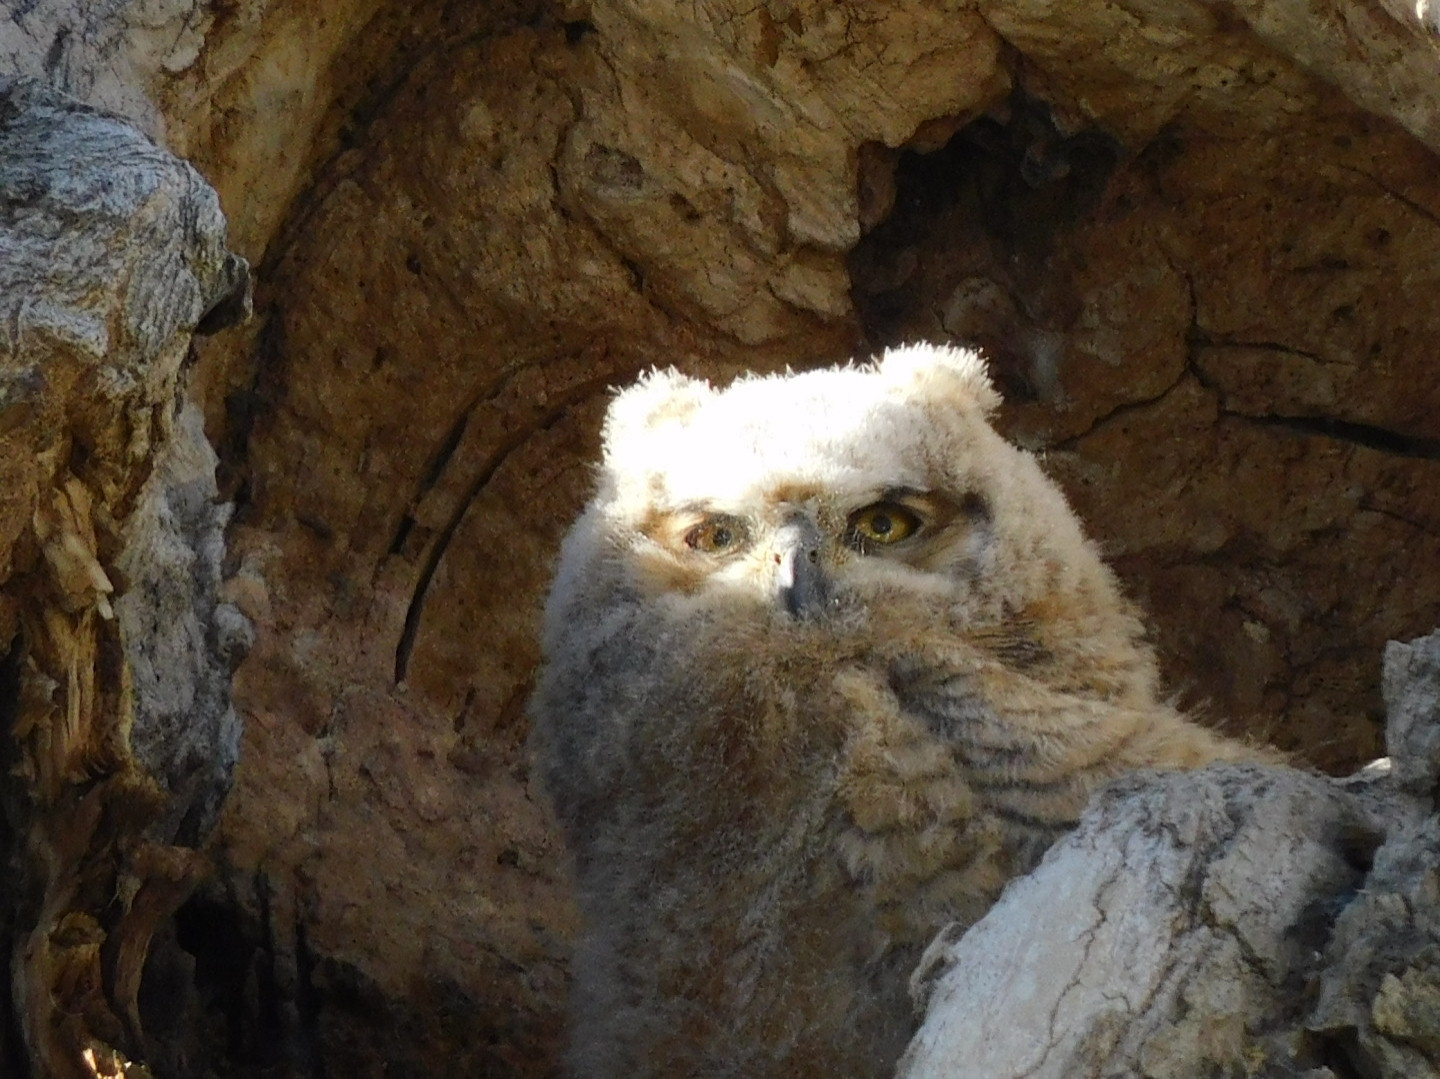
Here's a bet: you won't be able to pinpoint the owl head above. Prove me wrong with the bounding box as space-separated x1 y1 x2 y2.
559 344 1120 631
537 345 1160 725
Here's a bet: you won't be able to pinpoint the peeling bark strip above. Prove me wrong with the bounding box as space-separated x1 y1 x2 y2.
0 79 249 1079
900 630 1440 1079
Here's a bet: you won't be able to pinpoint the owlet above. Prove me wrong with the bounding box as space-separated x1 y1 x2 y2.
530 344 1267 1078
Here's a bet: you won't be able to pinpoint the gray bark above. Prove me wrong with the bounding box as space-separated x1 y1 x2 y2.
901 632 1440 1079
115 399 249 850
1308 634 1440 1078
0 1 214 136
0 77 248 1079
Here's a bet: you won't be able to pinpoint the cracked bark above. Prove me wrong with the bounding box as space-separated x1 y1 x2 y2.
1218 413 1440 461
1049 367 1195 451
900 632 1440 1079
392 367 621 684
0 79 249 1079
1055 321 1440 466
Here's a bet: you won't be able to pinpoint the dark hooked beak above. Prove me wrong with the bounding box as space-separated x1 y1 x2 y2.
774 518 829 620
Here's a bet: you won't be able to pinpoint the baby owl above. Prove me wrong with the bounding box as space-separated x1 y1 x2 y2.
531 344 1266 1078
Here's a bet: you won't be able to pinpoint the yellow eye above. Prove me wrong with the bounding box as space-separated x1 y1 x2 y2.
684 515 749 554
847 502 921 550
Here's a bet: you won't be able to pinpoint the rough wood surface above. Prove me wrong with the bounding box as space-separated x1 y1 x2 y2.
1308 633 1440 1078
900 631 1440 1079
0 78 248 1079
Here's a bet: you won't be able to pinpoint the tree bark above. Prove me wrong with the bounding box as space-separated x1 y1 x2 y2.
901 632 1440 1079
0 78 249 1079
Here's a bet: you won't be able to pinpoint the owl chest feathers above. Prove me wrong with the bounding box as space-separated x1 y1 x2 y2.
550 556 1159 938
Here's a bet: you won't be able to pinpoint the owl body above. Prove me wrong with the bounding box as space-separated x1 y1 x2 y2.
531 345 1262 1078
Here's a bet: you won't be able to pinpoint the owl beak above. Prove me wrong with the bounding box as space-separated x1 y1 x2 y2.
774 519 828 620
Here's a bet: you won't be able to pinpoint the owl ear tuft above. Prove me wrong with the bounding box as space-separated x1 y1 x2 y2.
603 368 712 458
876 343 1001 416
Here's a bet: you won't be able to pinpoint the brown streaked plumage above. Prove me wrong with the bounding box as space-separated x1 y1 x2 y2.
530 344 1273 1079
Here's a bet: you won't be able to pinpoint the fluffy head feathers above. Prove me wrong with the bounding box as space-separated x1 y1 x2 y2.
599 344 1003 516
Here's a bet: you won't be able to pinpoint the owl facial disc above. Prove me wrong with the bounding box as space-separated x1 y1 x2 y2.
774 516 827 619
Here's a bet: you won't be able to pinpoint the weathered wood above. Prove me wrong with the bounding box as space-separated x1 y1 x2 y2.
1308 634 1440 1079
901 632 1440 1079
0 78 248 1079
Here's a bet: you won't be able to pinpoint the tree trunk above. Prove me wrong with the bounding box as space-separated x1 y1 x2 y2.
0 78 249 1079
901 633 1440 1078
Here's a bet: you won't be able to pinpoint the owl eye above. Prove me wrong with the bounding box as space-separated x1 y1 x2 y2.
684 515 750 554
846 502 921 550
